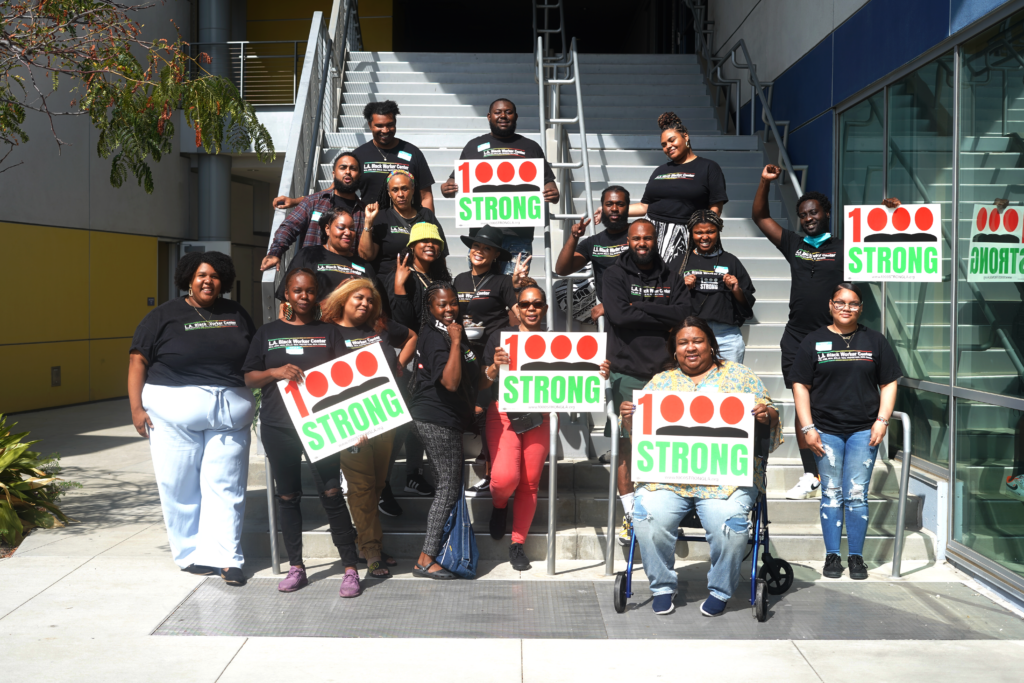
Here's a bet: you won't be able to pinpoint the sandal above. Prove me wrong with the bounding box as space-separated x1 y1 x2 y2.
412 560 456 580
357 552 398 567
367 560 391 578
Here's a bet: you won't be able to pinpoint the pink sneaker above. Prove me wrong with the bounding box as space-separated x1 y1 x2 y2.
277 565 308 593
339 568 362 598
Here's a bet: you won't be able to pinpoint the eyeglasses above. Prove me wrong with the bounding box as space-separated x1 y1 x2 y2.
517 300 545 309
831 300 862 311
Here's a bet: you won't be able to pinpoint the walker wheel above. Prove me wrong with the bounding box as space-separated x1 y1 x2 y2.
613 572 628 613
759 559 794 595
754 579 768 622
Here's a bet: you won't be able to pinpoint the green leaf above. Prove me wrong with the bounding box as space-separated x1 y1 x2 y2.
0 500 24 547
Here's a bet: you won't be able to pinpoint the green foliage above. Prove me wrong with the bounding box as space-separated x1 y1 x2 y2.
0 414 79 547
1 1 275 191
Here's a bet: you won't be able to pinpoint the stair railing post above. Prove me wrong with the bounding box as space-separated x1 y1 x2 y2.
890 410 912 578
265 455 281 574
605 396 619 575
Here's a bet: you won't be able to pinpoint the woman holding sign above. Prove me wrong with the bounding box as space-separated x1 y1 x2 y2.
675 210 756 362
129 251 256 587
790 283 901 581
321 277 415 578
410 281 492 579
482 280 610 569
243 269 365 596
620 317 781 616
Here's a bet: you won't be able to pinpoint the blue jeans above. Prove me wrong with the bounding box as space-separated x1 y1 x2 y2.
815 429 879 556
633 486 757 601
708 321 745 364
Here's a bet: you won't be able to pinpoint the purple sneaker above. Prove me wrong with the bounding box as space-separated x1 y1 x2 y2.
339 568 362 598
277 565 308 593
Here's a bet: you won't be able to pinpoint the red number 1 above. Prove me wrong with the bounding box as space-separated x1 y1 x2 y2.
637 393 652 435
506 334 518 370
459 162 470 193
284 381 309 418
849 207 861 243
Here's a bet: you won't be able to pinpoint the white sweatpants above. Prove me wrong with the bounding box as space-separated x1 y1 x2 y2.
143 384 256 569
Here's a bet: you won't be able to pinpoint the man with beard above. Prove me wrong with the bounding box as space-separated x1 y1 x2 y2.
353 100 435 211
754 164 900 499
602 219 691 544
554 186 631 322
262 153 369 272
440 98 559 204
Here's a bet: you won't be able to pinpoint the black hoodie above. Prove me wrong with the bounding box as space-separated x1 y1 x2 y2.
602 250 691 380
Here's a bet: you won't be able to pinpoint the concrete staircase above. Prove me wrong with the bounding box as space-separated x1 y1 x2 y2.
243 50 935 566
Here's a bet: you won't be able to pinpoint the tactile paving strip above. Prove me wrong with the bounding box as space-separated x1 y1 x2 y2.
153 578 1024 639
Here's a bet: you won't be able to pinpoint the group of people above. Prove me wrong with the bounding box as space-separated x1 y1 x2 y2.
128 99 903 617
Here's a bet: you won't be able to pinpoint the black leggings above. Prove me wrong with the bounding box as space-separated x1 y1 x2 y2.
782 325 820 478
261 423 359 567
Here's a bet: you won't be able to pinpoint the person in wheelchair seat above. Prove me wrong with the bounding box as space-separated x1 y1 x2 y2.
620 316 782 616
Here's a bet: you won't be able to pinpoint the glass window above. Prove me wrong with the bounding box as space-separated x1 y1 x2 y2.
953 398 1024 581
890 387 949 469
886 52 955 384
957 18 1024 398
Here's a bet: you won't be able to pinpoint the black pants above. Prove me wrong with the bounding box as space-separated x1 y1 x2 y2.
781 325 819 477
261 423 359 567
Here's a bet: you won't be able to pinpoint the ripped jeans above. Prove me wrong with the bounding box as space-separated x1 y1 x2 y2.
633 486 757 601
815 429 878 557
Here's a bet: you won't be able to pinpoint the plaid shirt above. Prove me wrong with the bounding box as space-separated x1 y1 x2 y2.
268 190 365 258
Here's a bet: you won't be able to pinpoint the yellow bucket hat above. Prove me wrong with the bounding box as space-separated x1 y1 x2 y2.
407 222 445 248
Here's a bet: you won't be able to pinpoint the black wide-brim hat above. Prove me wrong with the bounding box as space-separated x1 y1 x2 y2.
461 224 513 261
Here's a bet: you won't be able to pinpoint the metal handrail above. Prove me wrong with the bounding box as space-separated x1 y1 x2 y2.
891 410 912 578
681 0 806 194
188 40 309 105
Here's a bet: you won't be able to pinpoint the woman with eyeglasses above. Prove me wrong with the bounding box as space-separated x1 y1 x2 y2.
480 280 610 569
790 282 901 581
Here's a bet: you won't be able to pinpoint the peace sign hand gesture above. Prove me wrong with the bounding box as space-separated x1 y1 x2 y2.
511 252 533 289
394 253 413 295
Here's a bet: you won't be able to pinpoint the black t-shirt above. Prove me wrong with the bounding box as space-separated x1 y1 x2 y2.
334 323 402 378
675 250 756 326
278 246 378 302
331 194 363 216
453 270 517 346
640 156 728 223
790 325 902 434
411 319 481 431
450 133 555 184
354 139 435 205
132 297 256 388
371 207 448 278
777 230 844 336
241 320 346 428
576 228 629 300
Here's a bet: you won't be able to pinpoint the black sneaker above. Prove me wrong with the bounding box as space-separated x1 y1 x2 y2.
822 553 844 579
378 481 403 517
221 567 247 586
509 542 531 570
467 475 491 497
404 472 435 496
489 505 508 540
848 554 868 580
181 564 217 575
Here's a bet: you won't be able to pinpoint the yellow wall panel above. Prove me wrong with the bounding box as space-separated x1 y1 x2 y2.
246 0 331 22
0 223 89 345
0 341 89 414
89 338 131 402
89 232 158 339
359 18 393 51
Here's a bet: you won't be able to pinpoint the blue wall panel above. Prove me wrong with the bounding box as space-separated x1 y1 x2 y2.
951 0 1014 33
786 113 833 201
772 35 834 132
833 0 950 104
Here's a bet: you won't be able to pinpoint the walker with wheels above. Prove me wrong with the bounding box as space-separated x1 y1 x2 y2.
612 472 794 621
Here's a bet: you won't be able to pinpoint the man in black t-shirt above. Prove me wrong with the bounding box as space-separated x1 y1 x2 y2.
353 100 435 210
439 99 559 204
555 186 631 321
753 164 900 498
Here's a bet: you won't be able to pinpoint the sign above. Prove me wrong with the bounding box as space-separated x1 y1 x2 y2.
630 391 755 486
967 205 1024 282
497 331 607 412
454 159 544 228
278 342 412 461
843 204 942 282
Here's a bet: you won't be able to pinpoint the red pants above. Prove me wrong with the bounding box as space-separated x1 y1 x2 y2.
485 403 551 544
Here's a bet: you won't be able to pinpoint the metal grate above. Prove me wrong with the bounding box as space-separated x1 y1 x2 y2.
153 578 1024 640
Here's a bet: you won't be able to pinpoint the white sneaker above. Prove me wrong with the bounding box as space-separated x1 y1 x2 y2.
785 472 820 500
1006 475 1024 500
